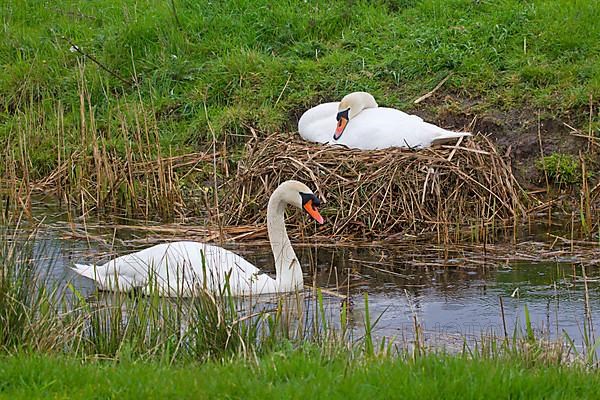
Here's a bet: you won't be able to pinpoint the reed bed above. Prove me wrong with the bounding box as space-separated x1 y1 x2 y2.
3 90 594 244
1 63 215 222
1 68 592 243
219 132 528 243
32 150 213 220
590 177 600 237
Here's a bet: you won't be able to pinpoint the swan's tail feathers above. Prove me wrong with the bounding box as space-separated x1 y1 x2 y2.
431 131 472 146
72 263 97 280
71 263 109 290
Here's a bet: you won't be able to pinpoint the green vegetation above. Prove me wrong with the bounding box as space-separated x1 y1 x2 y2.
536 153 582 185
2 2 600 395
1 351 600 399
2 0 599 178
0 203 599 397
0 230 345 361
0 229 597 364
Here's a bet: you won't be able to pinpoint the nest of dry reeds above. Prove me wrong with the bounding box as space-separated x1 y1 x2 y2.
219 133 528 242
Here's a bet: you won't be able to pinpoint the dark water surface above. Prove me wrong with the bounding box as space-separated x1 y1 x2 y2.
9 195 600 351
27 225 600 352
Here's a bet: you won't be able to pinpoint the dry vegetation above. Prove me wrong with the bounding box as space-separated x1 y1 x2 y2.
219 133 528 243
4 118 596 244
5 84 533 243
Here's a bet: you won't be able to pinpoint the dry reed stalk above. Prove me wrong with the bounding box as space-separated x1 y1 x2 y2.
31 149 217 220
13 62 220 221
413 72 454 104
218 132 528 243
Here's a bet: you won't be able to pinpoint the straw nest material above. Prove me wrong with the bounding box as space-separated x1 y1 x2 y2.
219 132 528 241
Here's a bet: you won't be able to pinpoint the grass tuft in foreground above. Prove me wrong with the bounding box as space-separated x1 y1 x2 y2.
0 228 353 362
1 226 600 397
0 227 599 367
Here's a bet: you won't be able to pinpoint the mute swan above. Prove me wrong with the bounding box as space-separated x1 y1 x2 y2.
71 180 324 297
298 92 471 150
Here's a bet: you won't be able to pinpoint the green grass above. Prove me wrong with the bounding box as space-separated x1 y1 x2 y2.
536 152 583 185
1 0 599 177
1 213 599 397
0 350 599 399
0 233 353 362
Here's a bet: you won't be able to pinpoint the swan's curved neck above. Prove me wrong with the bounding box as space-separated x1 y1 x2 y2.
346 93 378 120
266 192 302 291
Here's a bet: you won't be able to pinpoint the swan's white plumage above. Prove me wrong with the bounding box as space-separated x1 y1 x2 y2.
72 180 321 297
72 241 277 296
298 102 339 144
298 92 471 150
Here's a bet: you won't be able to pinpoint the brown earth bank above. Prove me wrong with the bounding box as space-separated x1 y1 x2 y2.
411 92 599 188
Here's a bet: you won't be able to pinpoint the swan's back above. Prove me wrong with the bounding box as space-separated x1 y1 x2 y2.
339 107 469 150
298 97 470 149
298 102 339 143
73 241 276 296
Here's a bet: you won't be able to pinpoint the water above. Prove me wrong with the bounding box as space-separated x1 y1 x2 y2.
7 195 600 350
285 247 599 350
26 225 600 351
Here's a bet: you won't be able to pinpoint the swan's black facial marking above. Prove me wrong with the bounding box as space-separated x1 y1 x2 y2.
334 108 350 140
300 192 320 209
336 108 350 122
300 191 324 224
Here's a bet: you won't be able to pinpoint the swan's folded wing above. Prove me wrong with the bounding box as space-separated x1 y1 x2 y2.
298 102 339 143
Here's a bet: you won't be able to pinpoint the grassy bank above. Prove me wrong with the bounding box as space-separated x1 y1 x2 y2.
2 0 599 235
2 0 599 176
1 350 600 399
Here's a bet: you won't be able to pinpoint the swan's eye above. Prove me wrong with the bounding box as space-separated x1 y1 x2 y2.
299 191 324 224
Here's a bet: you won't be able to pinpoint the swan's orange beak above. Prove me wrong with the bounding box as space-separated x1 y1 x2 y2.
334 117 348 140
303 200 324 224
334 108 350 140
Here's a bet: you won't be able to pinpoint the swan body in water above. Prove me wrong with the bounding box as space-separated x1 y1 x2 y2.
72 181 324 296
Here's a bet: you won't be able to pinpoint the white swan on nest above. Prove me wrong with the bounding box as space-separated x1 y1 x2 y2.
71 180 324 297
298 91 470 150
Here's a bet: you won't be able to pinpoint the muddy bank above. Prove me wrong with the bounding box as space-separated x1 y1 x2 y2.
413 93 599 188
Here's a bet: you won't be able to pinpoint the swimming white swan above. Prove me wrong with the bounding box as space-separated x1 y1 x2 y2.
71 180 324 297
298 92 471 150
